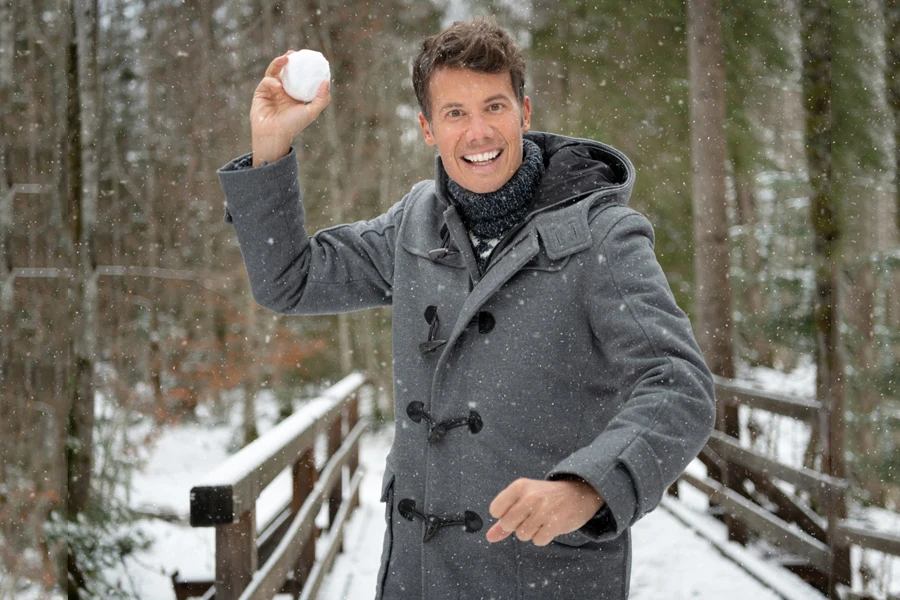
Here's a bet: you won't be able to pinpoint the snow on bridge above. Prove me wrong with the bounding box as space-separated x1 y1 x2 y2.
120 393 825 600
317 428 824 600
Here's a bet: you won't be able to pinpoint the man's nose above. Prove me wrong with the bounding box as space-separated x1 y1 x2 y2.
466 114 491 143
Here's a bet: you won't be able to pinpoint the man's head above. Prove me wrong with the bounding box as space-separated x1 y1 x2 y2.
412 18 532 194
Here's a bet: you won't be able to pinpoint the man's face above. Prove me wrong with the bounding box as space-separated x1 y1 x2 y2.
418 67 531 194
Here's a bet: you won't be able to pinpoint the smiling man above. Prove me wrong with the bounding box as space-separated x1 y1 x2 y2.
218 17 715 600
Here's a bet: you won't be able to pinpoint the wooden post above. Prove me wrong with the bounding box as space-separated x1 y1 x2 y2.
292 447 317 588
215 508 257 600
828 484 851 596
347 395 361 512
327 411 343 553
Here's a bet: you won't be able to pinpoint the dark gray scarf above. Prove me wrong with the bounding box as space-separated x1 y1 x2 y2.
447 139 544 273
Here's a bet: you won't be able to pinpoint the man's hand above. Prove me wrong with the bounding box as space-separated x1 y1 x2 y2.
250 51 331 166
486 478 604 547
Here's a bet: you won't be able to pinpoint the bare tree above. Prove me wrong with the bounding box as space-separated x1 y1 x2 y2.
834 0 899 505
799 1 852 592
66 0 100 595
687 0 744 544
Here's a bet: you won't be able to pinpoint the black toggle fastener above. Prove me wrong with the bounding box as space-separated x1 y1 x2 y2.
476 311 495 334
406 401 483 443
428 224 457 261
397 498 483 542
406 400 436 428
419 305 447 354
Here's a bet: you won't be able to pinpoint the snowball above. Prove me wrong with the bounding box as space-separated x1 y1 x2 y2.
280 50 330 103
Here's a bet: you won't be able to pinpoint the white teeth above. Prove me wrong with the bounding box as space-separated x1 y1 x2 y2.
464 149 501 163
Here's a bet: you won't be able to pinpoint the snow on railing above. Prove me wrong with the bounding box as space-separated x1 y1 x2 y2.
176 372 371 600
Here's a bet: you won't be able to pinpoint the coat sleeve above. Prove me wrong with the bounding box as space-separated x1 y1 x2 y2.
546 208 716 541
218 148 408 315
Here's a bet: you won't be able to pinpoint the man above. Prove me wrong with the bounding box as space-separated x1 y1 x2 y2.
219 18 715 600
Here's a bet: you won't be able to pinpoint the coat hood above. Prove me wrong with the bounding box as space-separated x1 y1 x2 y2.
435 131 636 217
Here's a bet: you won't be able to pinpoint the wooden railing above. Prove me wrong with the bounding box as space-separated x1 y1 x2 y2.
172 373 370 600
676 376 900 599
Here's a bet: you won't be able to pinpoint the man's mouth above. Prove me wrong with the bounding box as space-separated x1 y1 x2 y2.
462 149 502 166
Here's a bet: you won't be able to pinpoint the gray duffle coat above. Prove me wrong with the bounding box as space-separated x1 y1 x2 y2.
218 131 716 600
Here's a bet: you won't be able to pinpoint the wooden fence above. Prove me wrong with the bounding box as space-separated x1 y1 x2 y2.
172 373 370 600
676 376 900 599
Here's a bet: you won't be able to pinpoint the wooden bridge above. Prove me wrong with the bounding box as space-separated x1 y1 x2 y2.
171 373 900 600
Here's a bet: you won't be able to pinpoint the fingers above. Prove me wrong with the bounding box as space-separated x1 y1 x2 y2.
531 527 556 547
496 501 533 535
258 76 282 93
486 522 511 543
489 478 524 520
514 518 542 542
303 80 331 119
265 52 291 78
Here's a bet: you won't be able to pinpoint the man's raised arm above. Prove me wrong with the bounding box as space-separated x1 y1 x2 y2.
217 51 407 317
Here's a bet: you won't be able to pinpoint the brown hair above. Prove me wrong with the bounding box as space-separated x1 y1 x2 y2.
412 17 526 123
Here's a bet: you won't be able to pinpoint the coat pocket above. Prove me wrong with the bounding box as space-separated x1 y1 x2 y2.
374 468 396 600
516 535 629 600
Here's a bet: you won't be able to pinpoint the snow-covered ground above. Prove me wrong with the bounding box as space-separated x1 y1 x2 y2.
111 394 824 600
318 428 824 600
101 364 896 599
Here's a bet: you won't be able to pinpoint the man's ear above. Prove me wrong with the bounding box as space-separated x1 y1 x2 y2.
521 96 532 133
418 113 436 146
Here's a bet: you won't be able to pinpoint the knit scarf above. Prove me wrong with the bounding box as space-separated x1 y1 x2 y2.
446 139 544 273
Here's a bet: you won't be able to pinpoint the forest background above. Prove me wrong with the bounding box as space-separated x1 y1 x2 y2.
0 0 898 597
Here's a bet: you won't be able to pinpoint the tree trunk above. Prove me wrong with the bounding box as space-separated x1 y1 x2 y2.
243 297 259 446
0 0 12 397
836 0 899 506
686 0 736 382
885 0 900 364
141 0 163 418
66 0 100 597
730 146 771 366
687 0 742 543
801 0 840 483
800 0 850 593
531 0 570 134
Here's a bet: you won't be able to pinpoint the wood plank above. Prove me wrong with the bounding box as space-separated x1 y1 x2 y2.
190 373 368 526
257 503 293 567
679 472 831 572
235 419 368 600
738 465 828 542
714 377 823 422
706 430 847 505
327 413 343 530
836 521 900 556
347 396 361 512
292 447 317 585
215 507 257 600
298 469 365 600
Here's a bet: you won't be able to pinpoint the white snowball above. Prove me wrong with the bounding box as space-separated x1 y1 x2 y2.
280 50 330 103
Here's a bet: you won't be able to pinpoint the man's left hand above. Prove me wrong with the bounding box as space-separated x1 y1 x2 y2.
486 478 604 546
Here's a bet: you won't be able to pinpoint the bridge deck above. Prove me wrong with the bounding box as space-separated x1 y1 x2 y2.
318 428 826 600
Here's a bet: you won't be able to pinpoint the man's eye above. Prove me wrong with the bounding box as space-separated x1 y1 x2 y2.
447 109 462 118
489 103 503 111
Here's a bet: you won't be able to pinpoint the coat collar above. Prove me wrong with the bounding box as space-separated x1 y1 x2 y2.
398 132 636 275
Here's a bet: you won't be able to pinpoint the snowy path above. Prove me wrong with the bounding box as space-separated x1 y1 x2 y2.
121 414 824 600
318 428 825 600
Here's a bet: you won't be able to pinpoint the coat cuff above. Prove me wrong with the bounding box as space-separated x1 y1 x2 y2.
546 462 638 543
217 147 298 224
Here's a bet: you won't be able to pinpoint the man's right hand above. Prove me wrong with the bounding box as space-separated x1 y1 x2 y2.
250 51 331 166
